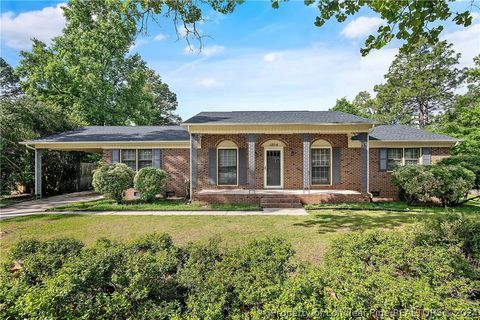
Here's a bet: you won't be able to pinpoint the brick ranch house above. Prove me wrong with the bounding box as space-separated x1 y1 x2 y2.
22 111 459 206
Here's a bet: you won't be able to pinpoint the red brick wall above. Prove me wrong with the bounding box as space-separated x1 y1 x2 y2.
196 134 363 192
101 149 189 197
369 147 452 199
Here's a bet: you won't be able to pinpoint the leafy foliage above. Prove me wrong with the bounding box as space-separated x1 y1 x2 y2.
435 55 480 155
391 165 438 205
134 167 167 203
92 163 135 203
437 155 480 190
2 215 479 319
430 164 475 207
392 163 475 206
374 40 462 127
16 0 180 126
304 0 474 56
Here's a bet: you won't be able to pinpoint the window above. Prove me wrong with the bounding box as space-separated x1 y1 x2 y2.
386 148 421 171
138 149 153 170
387 148 403 171
311 148 331 184
121 150 136 170
218 149 237 185
404 148 420 165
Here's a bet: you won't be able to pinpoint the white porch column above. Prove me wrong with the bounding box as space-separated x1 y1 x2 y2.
302 134 311 193
190 134 199 198
246 134 257 193
35 149 44 199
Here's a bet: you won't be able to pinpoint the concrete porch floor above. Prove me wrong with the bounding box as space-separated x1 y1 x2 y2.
197 189 362 195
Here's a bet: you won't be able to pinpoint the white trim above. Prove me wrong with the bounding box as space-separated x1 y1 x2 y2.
217 145 239 187
264 147 284 189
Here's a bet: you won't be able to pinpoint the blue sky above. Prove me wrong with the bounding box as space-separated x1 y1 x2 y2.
1 1 479 120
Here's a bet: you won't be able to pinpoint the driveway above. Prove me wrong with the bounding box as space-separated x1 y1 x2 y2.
0 191 102 219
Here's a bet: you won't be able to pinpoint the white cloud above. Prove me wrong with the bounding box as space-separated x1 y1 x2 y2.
0 3 66 49
154 33 167 41
198 78 225 88
341 16 383 39
263 52 281 62
154 44 398 119
184 44 225 57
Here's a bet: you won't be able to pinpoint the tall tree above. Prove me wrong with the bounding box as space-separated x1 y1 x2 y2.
17 0 179 126
0 58 20 99
330 97 363 116
436 55 480 155
329 92 377 119
374 40 463 128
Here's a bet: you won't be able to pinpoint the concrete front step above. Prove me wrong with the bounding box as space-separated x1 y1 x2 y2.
261 203 304 208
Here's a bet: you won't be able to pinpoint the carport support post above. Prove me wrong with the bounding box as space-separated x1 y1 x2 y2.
35 149 44 199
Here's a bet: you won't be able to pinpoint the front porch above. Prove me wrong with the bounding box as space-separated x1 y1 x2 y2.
194 188 369 207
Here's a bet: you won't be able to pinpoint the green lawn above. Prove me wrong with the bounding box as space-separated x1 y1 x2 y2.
49 198 260 211
2 201 479 264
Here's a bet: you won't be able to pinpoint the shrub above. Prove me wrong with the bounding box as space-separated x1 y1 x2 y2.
133 167 167 202
430 164 475 206
438 155 480 190
92 163 134 203
391 165 438 205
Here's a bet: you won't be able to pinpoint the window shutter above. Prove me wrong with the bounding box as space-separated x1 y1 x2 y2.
332 147 341 184
153 149 161 168
379 149 387 171
112 149 120 163
208 149 217 185
238 148 247 185
422 148 431 165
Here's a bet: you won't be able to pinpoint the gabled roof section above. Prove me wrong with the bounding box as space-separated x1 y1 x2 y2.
23 126 189 144
369 125 460 142
183 111 375 125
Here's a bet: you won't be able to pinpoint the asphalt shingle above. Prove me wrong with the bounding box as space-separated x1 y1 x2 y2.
182 111 375 124
369 125 459 141
24 126 190 143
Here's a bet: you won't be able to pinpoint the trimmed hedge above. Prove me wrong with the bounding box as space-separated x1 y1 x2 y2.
2 215 479 319
134 167 167 203
392 163 475 206
92 163 134 203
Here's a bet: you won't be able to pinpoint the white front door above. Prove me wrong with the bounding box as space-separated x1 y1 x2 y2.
264 148 283 188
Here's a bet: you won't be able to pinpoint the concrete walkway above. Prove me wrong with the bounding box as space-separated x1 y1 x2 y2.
0 191 102 219
0 192 308 220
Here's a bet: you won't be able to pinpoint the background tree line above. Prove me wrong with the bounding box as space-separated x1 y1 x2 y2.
0 0 181 196
330 40 479 155
1 0 478 196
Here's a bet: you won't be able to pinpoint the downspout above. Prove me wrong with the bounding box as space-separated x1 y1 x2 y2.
366 124 375 202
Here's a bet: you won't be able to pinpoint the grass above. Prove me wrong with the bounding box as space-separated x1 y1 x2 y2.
2 201 479 264
48 198 260 212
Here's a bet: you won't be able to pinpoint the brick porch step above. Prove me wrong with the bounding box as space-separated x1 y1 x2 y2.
261 203 304 208
260 195 303 208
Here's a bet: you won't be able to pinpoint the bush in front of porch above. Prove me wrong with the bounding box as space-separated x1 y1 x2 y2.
92 163 134 203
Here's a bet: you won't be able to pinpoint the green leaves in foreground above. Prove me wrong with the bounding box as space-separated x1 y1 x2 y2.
1 215 479 319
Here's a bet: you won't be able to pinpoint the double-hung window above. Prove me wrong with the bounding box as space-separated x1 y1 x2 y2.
120 149 154 171
387 148 421 171
218 149 238 185
404 148 420 165
311 148 331 185
138 149 153 169
121 150 137 170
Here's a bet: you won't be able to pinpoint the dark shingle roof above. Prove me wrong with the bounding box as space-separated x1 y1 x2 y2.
25 126 189 143
369 125 459 141
183 111 375 124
